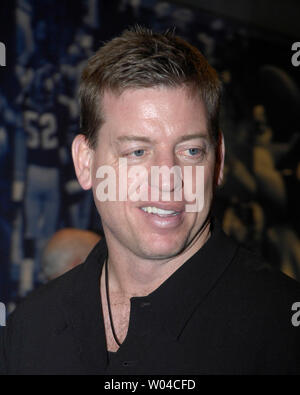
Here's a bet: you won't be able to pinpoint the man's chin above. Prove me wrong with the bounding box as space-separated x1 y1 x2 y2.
136 239 186 261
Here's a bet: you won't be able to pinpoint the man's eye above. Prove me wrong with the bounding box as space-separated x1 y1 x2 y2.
121 149 147 159
188 148 201 156
178 147 206 161
185 148 205 157
131 149 145 157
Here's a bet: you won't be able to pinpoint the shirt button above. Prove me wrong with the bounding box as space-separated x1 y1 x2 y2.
122 360 137 367
140 301 151 308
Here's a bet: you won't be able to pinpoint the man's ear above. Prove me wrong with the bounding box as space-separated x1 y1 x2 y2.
72 134 94 190
214 131 225 187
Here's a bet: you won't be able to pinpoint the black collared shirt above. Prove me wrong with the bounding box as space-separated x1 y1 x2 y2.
1 219 300 375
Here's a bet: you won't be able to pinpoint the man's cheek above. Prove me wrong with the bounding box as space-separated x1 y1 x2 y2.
184 166 205 213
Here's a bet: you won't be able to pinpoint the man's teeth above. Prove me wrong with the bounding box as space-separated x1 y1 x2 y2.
141 207 178 215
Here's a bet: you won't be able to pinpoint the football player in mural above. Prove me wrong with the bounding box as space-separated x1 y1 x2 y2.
20 63 61 295
59 29 95 230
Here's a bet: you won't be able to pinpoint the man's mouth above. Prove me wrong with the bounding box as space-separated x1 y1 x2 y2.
137 204 185 230
140 206 181 217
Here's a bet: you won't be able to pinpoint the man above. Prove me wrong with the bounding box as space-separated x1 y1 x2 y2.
41 228 101 282
1 27 300 375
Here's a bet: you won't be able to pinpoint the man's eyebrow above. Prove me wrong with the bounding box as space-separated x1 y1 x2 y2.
116 135 153 143
115 133 209 144
176 133 209 143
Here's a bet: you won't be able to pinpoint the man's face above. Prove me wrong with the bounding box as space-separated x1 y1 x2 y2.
81 87 221 260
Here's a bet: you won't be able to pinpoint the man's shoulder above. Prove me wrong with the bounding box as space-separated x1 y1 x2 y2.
207 221 300 303
14 237 105 320
12 263 85 322
1 240 105 374
0 263 86 375
234 245 300 290
226 244 300 309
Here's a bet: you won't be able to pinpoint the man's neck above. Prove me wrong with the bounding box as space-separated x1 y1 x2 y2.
103 220 211 299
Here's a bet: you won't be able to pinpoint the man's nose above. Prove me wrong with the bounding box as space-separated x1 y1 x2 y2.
149 152 183 194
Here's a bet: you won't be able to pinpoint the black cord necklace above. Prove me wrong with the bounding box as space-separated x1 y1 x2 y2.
105 258 121 347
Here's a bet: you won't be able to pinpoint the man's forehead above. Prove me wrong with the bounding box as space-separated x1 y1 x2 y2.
99 86 210 142
101 85 202 109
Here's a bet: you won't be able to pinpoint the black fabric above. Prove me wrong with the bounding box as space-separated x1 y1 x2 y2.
1 219 300 375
